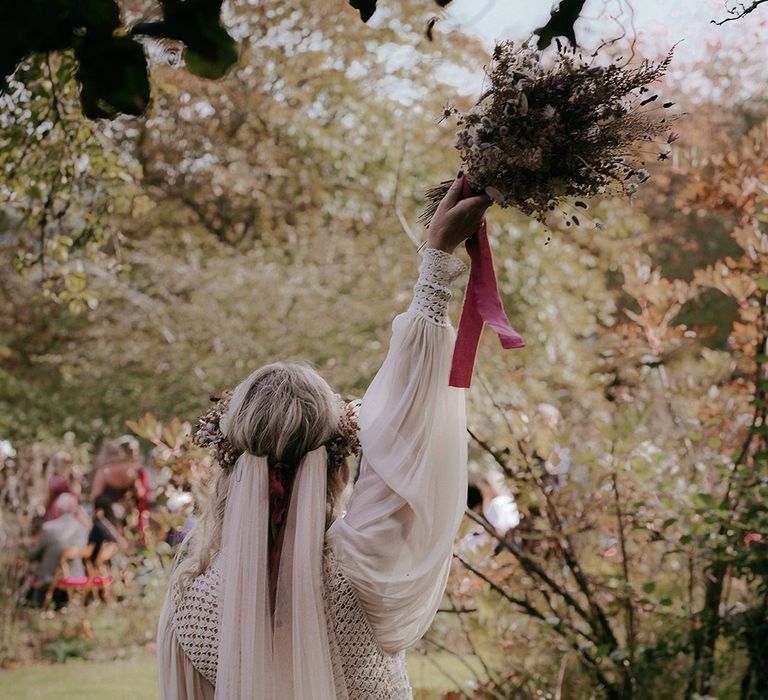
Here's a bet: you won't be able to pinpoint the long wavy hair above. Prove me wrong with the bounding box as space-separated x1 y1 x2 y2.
173 363 350 591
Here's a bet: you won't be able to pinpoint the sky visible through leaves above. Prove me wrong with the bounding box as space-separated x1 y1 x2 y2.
447 0 761 71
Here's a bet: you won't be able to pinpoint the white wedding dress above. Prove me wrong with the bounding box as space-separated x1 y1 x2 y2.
157 248 469 699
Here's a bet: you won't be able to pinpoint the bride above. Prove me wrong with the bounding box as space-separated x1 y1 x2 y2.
157 173 491 699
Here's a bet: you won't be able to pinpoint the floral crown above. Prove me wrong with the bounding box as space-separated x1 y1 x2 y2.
193 391 361 473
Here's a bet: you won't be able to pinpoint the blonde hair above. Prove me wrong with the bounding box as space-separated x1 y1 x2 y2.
223 363 339 464
95 435 140 469
174 363 349 591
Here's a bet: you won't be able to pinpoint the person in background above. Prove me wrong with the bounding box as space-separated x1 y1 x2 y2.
86 495 122 604
44 451 79 521
28 493 90 607
477 470 520 535
531 403 571 492
89 495 122 564
156 174 487 699
91 436 152 539
460 473 520 553
91 437 143 505
164 488 197 548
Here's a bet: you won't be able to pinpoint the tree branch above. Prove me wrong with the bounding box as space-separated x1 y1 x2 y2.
463 507 596 634
711 0 768 25
455 553 617 695
449 591 505 698
467 427 515 478
422 635 494 698
415 646 473 700
610 438 637 696
472 369 619 649
391 139 421 249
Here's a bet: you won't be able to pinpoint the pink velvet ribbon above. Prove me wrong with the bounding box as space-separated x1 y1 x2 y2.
448 181 525 388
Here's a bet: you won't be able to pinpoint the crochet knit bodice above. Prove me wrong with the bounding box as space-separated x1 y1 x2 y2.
170 546 413 699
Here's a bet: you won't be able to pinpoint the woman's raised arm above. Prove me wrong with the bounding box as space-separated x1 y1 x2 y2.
326 175 490 653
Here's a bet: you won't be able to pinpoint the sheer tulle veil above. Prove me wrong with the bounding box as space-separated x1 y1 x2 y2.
214 447 340 700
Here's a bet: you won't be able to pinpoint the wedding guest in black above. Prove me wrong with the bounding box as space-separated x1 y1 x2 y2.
89 495 121 564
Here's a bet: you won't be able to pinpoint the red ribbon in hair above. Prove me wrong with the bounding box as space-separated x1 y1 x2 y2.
268 462 294 532
267 461 296 604
448 179 526 388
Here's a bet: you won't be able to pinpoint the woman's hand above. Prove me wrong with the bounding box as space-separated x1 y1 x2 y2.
428 172 492 255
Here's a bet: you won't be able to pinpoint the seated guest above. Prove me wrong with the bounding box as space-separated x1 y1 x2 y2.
87 496 122 604
28 493 90 607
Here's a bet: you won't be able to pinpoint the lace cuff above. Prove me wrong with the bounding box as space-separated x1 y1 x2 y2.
408 248 467 326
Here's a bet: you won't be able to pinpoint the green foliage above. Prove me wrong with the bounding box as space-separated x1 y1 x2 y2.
41 637 98 663
0 51 143 309
2 2 768 697
1 0 485 444
0 0 238 119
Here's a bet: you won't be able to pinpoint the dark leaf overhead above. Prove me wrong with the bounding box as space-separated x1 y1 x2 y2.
130 0 238 80
1 0 238 119
75 35 150 118
349 0 377 22
533 0 588 49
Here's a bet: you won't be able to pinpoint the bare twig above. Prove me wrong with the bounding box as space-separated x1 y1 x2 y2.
463 507 595 631
711 0 768 25
455 552 617 695
467 427 515 478
416 647 473 700
391 139 421 249
422 635 492 697
436 605 477 614
449 591 505 698
609 438 637 696
454 552 549 620
555 652 571 700
474 368 620 649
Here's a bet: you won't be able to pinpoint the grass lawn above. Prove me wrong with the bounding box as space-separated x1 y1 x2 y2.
1 649 476 699
1 651 159 700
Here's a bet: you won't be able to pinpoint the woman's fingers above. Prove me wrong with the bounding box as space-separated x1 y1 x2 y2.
427 175 494 252
437 172 466 214
465 193 493 210
453 193 492 219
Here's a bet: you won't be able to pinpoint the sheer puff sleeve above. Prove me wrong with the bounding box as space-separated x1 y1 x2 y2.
326 247 468 654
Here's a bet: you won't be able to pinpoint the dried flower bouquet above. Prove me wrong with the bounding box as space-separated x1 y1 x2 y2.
420 40 679 230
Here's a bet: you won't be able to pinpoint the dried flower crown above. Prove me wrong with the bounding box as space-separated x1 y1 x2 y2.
193 391 361 474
